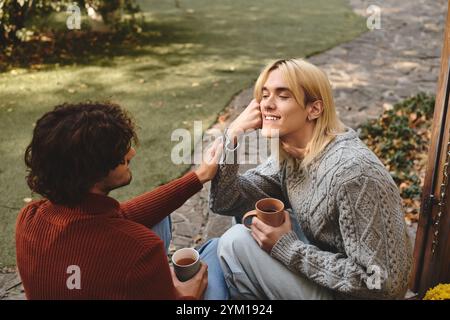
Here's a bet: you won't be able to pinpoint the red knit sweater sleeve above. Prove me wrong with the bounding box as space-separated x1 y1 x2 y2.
119 172 203 228
125 240 196 300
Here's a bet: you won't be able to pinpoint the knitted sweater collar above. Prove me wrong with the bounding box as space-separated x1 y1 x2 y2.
286 127 358 170
47 193 121 216
310 127 358 166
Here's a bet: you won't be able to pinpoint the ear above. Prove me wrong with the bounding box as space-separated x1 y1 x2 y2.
307 100 323 121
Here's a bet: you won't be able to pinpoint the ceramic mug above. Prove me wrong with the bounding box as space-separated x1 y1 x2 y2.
242 198 286 229
172 248 201 282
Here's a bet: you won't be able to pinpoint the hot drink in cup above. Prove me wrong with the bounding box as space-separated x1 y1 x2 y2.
243 198 285 229
172 248 201 282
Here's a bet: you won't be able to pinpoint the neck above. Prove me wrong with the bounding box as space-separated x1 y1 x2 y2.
281 121 315 148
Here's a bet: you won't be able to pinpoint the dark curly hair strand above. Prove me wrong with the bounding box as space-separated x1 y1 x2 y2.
25 102 139 206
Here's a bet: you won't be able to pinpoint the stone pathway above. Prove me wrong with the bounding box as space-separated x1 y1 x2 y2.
173 0 445 255
1 0 446 299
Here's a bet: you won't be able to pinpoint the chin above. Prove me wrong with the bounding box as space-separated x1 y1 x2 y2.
261 126 282 138
125 174 132 185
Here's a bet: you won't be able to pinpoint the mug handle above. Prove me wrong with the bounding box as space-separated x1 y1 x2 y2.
242 210 258 229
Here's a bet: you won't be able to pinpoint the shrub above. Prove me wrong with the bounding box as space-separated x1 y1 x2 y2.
359 93 435 219
0 0 140 46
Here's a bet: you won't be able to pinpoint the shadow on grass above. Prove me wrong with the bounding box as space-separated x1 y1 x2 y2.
0 0 367 266
0 19 206 72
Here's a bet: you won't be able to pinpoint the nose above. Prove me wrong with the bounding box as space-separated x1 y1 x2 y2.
128 147 137 159
261 96 276 111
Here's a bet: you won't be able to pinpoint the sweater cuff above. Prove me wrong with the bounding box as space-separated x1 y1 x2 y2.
270 231 300 266
221 128 240 165
186 171 204 192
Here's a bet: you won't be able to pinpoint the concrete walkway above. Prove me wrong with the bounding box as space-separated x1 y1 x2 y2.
1 0 446 299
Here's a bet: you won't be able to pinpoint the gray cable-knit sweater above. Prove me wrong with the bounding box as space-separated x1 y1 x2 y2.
209 128 413 299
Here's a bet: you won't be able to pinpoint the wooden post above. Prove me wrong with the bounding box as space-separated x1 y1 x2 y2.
411 0 450 297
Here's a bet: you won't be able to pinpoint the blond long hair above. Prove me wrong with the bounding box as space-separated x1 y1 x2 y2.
254 58 346 168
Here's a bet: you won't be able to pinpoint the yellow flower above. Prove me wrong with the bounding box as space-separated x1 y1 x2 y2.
424 283 450 300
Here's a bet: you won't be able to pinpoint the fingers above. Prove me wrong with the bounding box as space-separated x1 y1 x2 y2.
211 136 222 150
249 99 260 109
251 218 267 245
232 99 262 133
201 262 208 284
205 138 223 165
249 99 262 120
195 261 208 280
282 210 292 231
170 266 181 285
252 217 270 233
197 262 208 298
251 226 263 247
211 142 223 164
284 210 291 224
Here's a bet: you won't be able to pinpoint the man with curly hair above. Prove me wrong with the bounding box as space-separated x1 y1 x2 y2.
16 102 227 300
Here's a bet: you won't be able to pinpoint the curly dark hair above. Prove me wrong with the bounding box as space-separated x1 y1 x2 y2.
25 102 139 206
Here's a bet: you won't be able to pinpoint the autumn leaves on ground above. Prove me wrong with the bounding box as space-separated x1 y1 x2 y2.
360 93 435 226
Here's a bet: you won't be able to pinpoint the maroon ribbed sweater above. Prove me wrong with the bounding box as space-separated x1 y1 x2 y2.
15 172 203 300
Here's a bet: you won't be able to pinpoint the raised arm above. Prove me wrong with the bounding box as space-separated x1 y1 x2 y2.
209 138 285 219
120 172 203 228
209 98 286 217
119 139 223 229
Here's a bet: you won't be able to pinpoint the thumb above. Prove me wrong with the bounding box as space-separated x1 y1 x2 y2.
194 262 208 280
283 210 292 228
207 138 223 164
209 137 222 154
170 266 181 284
207 138 222 156
212 142 223 164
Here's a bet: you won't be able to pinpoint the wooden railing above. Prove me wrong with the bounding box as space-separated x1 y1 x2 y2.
411 0 450 297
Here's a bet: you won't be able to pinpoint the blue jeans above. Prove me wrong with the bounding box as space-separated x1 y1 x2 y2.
218 210 333 299
152 216 229 300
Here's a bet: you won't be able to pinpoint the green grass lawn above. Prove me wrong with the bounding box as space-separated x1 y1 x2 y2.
0 0 365 267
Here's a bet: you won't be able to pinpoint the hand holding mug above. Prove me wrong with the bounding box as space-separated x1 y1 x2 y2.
171 262 208 300
243 198 292 253
251 211 292 253
171 248 208 300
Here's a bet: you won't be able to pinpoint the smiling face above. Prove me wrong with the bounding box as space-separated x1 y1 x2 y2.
260 68 309 139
